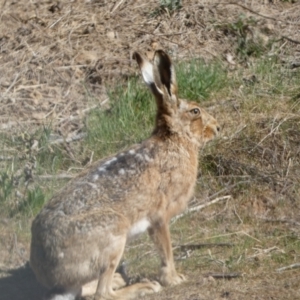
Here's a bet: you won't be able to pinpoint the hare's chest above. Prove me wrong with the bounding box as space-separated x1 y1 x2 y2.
128 218 150 238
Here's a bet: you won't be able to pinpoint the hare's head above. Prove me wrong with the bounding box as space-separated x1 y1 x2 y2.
133 50 220 146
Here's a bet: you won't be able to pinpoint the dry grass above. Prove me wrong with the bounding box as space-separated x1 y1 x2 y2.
0 1 300 300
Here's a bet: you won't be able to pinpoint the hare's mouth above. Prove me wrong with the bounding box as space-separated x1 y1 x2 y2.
202 124 220 143
214 125 221 136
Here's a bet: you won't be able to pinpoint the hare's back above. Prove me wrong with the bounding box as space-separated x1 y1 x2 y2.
32 141 159 227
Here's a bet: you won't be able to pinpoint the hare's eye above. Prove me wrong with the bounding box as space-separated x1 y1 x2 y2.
190 108 200 115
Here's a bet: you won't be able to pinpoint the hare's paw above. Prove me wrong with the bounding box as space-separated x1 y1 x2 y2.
148 280 162 293
112 272 126 290
138 279 162 295
160 269 186 286
104 279 161 299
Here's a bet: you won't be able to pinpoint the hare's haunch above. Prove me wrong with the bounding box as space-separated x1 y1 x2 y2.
30 50 219 300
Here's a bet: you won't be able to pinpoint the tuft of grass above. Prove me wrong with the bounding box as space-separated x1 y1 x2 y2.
14 187 46 217
86 78 156 159
218 15 268 60
176 59 227 101
150 0 182 17
0 125 78 217
0 171 14 203
160 0 182 12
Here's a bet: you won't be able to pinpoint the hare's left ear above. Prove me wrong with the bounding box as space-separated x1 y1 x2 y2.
153 50 178 106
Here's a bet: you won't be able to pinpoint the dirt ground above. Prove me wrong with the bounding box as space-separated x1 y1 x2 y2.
0 1 300 300
1 0 299 133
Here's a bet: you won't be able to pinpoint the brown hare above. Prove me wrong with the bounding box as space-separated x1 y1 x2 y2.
30 50 220 300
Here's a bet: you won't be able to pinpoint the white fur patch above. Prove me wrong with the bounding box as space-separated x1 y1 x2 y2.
104 157 117 166
98 167 106 173
129 149 135 155
49 290 78 300
87 182 98 189
144 154 152 162
118 168 125 175
179 101 188 109
92 174 99 181
141 61 154 85
135 153 144 160
129 218 150 237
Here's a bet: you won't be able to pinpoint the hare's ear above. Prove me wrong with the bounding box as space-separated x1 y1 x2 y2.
133 51 179 114
153 50 178 108
133 52 162 100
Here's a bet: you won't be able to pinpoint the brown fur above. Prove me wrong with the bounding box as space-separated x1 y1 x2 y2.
30 50 220 300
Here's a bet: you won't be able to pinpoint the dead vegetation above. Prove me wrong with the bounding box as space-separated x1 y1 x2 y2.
0 1 300 300
1 0 299 133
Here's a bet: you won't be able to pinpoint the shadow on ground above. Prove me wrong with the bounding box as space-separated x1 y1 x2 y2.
0 262 47 300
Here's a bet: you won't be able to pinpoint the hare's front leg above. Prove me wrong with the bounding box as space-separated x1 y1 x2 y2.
148 222 186 286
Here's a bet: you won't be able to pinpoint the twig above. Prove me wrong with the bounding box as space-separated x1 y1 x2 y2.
0 0 7 21
0 155 13 161
3 73 20 96
277 263 300 272
281 36 300 45
202 180 251 201
48 9 71 29
57 103 106 125
132 28 183 46
171 195 231 223
258 217 300 227
49 132 87 145
178 243 234 250
229 125 247 139
204 231 261 243
135 31 188 37
204 272 241 279
0 154 27 161
35 174 74 180
241 231 261 243
248 246 284 259
250 117 287 151
111 0 126 14
155 32 187 37
216 2 300 25
233 204 243 224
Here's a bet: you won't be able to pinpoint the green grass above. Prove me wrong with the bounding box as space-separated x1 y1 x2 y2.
86 78 156 159
150 0 182 17
176 59 227 100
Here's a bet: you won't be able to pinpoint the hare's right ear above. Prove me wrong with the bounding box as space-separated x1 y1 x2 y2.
133 52 162 100
133 51 179 115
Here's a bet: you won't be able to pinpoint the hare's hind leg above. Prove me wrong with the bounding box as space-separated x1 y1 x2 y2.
148 222 186 286
81 273 126 297
94 260 161 300
92 235 127 300
93 235 161 300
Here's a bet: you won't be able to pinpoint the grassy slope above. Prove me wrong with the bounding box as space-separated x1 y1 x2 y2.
1 55 299 300
0 1 300 300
